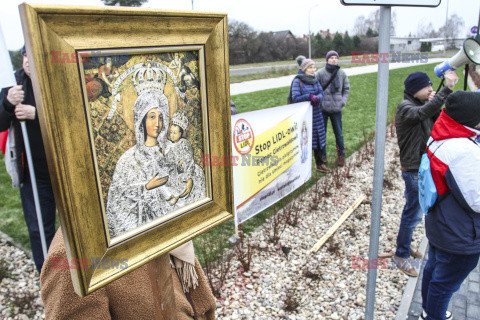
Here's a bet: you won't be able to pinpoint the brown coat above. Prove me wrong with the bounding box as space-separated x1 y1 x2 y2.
41 230 216 320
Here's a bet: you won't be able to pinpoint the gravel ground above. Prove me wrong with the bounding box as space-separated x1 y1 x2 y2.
0 124 422 320
214 124 424 320
0 239 44 319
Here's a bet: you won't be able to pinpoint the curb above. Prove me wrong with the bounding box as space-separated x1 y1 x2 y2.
395 235 428 320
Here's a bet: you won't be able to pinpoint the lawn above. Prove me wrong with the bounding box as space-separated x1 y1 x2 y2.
0 62 463 258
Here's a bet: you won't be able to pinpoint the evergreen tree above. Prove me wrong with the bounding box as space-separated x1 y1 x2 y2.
312 33 325 59
102 0 147 6
353 35 362 50
332 33 344 56
9 49 22 71
323 35 333 56
343 31 354 57
366 28 378 37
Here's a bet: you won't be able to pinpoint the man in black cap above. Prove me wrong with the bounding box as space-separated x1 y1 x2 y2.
0 46 56 273
392 70 458 277
419 90 480 320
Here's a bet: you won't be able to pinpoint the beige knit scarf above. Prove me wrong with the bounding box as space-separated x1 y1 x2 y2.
169 241 198 293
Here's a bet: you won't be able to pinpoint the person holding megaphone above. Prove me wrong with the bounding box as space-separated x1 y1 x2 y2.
392 69 458 279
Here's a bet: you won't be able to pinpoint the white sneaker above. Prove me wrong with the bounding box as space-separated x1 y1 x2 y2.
420 309 453 319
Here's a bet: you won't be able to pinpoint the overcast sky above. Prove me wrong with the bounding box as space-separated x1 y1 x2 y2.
1 0 479 51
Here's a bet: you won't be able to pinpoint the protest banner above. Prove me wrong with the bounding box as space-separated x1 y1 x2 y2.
232 102 312 227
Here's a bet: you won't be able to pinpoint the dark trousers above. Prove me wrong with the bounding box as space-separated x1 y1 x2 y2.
20 176 57 273
314 148 326 166
421 245 479 320
321 111 345 158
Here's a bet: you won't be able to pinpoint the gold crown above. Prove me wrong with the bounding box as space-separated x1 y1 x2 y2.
171 112 188 131
132 62 167 95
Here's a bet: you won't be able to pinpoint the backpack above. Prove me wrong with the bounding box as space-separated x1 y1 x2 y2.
287 77 301 104
418 139 443 215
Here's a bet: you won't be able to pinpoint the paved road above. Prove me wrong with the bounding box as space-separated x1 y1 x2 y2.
230 58 444 95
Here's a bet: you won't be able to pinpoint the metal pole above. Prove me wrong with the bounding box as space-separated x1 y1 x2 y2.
365 5 391 320
308 10 312 59
308 4 320 59
444 0 449 52
20 122 48 259
477 6 480 41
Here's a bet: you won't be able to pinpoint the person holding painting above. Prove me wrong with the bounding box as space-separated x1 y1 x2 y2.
0 45 57 273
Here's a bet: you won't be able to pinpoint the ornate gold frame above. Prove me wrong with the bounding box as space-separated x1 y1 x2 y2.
20 4 233 297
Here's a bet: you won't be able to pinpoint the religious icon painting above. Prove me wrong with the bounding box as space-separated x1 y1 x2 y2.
21 4 232 296
78 47 212 241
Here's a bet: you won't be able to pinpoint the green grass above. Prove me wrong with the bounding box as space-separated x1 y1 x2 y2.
230 61 374 83
0 154 27 247
0 62 464 261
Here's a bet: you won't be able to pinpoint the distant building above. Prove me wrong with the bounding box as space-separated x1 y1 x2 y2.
419 38 467 52
390 37 421 52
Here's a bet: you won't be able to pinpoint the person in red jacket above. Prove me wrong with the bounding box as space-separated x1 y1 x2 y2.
420 91 480 320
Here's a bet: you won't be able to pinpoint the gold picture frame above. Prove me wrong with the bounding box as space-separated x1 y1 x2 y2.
20 3 233 297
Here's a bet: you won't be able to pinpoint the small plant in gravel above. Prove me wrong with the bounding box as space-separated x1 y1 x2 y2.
199 236 234 298
4 290 38 318
0 258 12 282
346 225 357 238
332 167 343 189
283 289 300 312
234 227 255 272
266 204 287 244
326 240 341 255
285 199 302 227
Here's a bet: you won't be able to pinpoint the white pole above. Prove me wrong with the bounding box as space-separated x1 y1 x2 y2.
21 122 48 259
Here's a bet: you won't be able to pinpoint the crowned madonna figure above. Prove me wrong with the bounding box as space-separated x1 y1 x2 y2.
106 63 176 238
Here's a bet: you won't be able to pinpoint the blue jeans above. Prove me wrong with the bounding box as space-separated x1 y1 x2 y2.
20 176 57 273
395 171 423 258
321 111 345 157
421 245 479 320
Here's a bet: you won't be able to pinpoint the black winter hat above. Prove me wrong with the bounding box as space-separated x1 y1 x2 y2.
445 91 480 128
404 71 432 95
21 45 26 55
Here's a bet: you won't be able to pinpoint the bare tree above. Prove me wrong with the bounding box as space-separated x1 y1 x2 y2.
362 9 396 36
417 22 441 38
439 14 465 49
353 15 368 36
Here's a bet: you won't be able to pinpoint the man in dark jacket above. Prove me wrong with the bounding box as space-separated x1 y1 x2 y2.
0 46 56 273
392 70 457 277
420 91 480 320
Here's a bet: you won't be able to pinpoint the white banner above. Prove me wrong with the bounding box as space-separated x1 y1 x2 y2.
232 102 312 226
0 23 16 89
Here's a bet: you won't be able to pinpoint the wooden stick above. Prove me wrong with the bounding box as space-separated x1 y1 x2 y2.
310 194 366 253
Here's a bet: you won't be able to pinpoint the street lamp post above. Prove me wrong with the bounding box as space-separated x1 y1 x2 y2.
308 4 320 59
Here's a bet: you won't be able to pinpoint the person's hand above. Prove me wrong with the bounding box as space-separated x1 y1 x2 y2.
7 85 24 106
146 174 168 190
178 179 193 198
445 70 458 89
14 104 36 120
310 94 320 107
427 91 436 101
